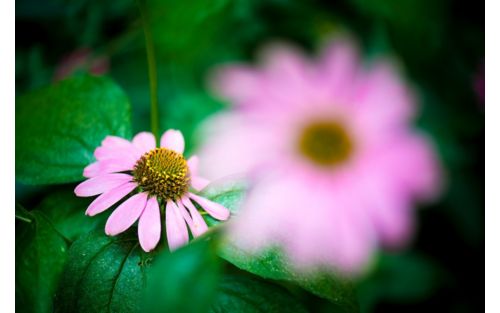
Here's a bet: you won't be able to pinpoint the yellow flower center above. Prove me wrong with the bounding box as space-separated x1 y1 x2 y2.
133 148 190 200
298 120 353 166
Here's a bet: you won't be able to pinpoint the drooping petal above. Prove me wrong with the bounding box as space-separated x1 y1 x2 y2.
188 193 230 221
181 197 208 237
138 196 161 252
165 200 189 250
86 182 137 216
83 158 136 178
191 176 210 191
160 129 185 154
132 132 157 155
105 192 148 236
175 200 196 233
75 173 133 197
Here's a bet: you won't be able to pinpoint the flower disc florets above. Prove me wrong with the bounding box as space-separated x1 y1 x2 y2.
298 120 353 166
133 147 190 200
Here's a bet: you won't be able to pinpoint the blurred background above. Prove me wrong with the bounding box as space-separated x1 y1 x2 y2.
16 0 484 312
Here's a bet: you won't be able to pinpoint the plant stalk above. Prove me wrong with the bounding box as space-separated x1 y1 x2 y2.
137 0 160 141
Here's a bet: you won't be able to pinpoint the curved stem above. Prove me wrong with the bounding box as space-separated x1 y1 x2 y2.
137 0 160 141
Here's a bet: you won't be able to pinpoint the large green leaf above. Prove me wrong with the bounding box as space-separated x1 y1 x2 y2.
16 205 69 313
200 181 358 311
54 230 148 313
218 245 358 312
16 75 132 185
36 188 106 242
145 237 221 313
210 272 309 313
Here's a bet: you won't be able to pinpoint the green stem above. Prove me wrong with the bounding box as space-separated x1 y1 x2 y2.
15 214 32 223
137 0 160 141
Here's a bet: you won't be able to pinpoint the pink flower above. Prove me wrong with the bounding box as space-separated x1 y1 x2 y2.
74 130 230 252
199 39 441 273
474 60 484 105
54 48 109 81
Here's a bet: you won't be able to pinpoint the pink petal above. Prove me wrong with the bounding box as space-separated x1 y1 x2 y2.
197 113 279 180
160 129 185 154
165 200 189 251
319 38 361 103
82 162 101 178
132 132 157 155
181 197 208 237
74 173 133 197
175 200 196 233
260 43 314 95
86 182 137 216
101 136 131 148
187 156 199 176
332 206 376 272
191 176 210 191
83 158 136 178
209 65 261 105
188 193 230 221
94 144 141 163
105 192 148 236
138 197 161 252
353 62 415 131
187 156 211 190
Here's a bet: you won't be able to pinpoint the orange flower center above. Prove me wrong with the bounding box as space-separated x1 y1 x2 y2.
133 148 190 200
298 120 353 167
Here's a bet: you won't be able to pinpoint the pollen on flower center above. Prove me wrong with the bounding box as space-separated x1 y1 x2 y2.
298 120 353 166
132 148 190 200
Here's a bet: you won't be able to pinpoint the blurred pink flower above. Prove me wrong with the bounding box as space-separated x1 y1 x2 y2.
74 130 230 252
54 48 109 81
474 61 484 105
200 39 441 273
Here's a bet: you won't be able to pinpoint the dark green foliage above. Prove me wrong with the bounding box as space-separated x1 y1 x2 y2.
145 237 221 313
16 205 69 313
357 252 445 312
16 75 132 185
54 230 147 313
35 188 106 242
210 272 309 313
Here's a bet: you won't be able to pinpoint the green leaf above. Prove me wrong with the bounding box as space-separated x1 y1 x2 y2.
36 188 106 242
199 178 248 227
218 245 358 312
145 236 221 313
16 205 69 313
200 180 358 311
16 75 132 185
54 230 147 313
210 272 309 313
